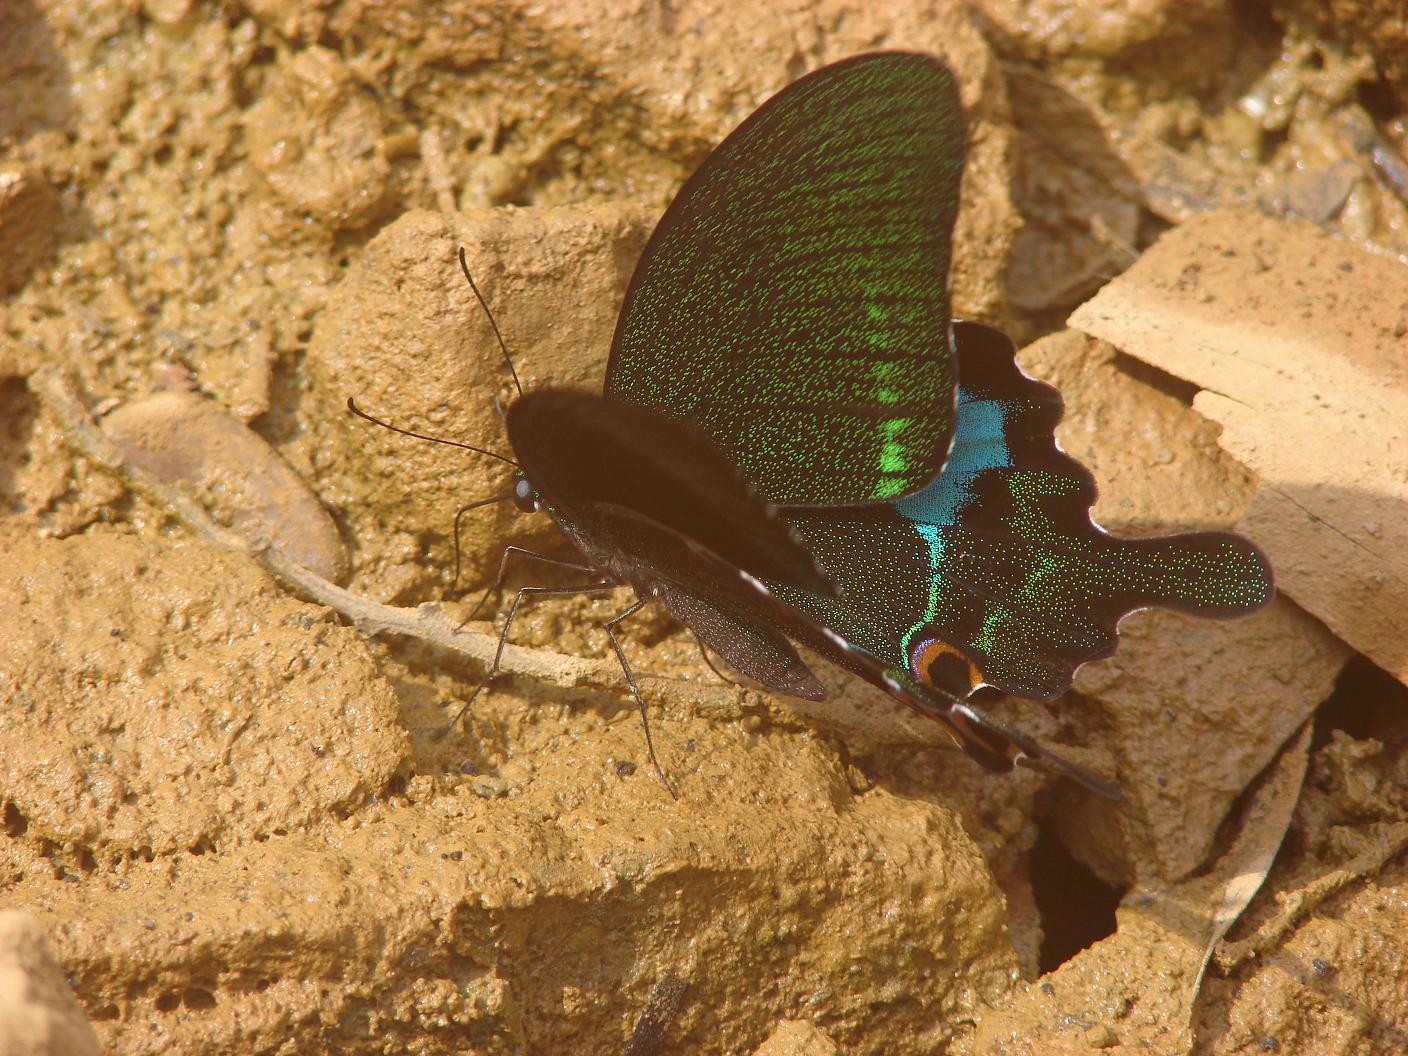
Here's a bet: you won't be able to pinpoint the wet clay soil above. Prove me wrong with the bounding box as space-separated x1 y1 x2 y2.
2 2 1407 1054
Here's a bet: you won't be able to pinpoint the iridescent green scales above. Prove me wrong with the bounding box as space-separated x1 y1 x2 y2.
606 53 963 505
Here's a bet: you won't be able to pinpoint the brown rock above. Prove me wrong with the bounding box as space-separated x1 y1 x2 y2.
1070 209 1408 687
0 912 100 1056
0 163 59 295
0 531 409 860
1017 331 1257 537
245 46 392 227
753 1019 840 1056
1062 603 1346 884
8 716 1017 1055
102 388 350 583
1018 331 1349 883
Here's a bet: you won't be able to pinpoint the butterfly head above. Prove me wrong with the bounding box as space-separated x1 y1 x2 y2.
511 469 540 514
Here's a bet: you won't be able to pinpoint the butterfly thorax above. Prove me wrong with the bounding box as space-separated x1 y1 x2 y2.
528 492 654 595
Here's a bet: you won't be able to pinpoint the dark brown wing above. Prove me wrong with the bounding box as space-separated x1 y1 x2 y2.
506 388 834 596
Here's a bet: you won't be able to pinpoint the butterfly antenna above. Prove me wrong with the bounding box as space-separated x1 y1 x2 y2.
346 398 519 467
458 247 523 399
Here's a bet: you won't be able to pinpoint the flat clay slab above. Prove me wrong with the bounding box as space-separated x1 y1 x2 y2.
1070 208 1408 686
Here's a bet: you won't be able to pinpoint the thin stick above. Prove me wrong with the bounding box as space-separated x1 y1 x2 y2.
30 366 743 710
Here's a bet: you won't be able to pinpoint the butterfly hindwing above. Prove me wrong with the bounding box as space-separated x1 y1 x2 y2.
773 322 1275 701
657 584 826 701
735 559 1129 799
605 52 965 506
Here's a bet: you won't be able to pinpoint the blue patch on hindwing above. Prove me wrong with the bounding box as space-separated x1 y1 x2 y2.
894 386 1012 525
894 385 1015 663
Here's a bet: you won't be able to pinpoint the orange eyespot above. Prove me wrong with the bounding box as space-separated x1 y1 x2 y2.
909 637 983 696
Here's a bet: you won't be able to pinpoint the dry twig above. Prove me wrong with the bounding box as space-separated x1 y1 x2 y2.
1214 820 1408 974
30 365 745 711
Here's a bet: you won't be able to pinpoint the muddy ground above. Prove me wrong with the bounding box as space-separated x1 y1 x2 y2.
2 2 1407 1054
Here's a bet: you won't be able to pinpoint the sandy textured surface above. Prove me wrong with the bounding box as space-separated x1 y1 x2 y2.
2 1 1407 1053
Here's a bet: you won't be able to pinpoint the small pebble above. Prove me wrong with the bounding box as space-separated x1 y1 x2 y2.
1084 1023 1118 1048
104 390 349 583
0 163 59 295
470 776 508 800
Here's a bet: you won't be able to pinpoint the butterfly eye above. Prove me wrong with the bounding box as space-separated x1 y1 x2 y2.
512 475 539 513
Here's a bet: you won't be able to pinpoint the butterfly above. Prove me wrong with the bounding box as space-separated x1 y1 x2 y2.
419 52 1273 798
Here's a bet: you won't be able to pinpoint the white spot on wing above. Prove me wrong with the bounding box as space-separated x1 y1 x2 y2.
954 703 982 724
822 627 849 649
739 570 770 595
882 672 902 693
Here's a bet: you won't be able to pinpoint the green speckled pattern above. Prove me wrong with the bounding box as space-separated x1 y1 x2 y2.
605 52 963 506
774 323 1275 700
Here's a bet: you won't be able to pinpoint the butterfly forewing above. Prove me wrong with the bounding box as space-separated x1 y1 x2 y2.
505 388 832 596
605 52 964 506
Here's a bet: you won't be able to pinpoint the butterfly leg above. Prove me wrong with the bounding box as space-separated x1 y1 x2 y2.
459 545 600 625
442 580 613 737
603 597 678 799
